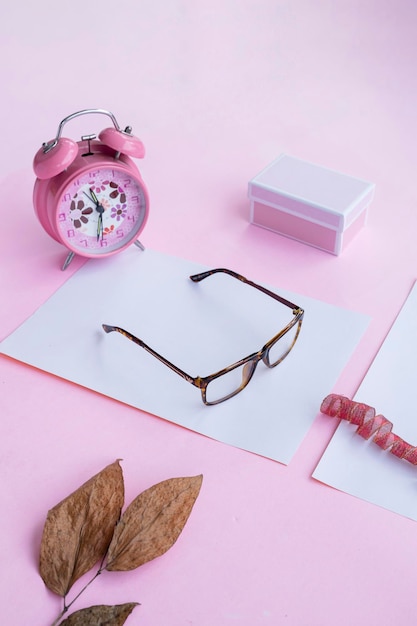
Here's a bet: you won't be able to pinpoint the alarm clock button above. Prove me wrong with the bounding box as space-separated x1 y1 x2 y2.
99 127 145 158
33 137 78 179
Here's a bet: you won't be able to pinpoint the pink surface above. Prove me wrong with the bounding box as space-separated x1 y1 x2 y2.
2 2 417 625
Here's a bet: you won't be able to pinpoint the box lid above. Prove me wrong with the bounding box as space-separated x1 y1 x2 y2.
248 154 375 230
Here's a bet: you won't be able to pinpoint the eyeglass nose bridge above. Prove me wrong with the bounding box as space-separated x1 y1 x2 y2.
242 357 258 386
262 337 286 367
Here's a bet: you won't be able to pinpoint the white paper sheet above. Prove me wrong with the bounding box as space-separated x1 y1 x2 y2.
314 281 417 519
1 248 369 463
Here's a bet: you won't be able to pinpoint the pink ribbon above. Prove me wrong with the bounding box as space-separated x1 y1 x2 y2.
321 394 417 465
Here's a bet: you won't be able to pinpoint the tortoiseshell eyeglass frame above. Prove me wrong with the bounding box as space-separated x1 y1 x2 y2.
102 268 304 405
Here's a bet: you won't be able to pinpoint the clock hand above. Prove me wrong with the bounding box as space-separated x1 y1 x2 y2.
83 189 100 206
83 190 105 241
96 204 104 241
89 188 100 205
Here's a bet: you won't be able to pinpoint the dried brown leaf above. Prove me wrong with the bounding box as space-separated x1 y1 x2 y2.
106 474 203 571
39 460 124 596
60 602 139 625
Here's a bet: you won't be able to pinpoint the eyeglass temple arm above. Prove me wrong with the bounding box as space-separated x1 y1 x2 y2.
102 324 200 387
189 268 302 312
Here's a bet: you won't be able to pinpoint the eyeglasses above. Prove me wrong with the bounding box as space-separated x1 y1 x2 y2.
102 268 304 405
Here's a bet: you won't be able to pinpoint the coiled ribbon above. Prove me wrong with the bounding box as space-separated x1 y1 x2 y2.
321 394 417 465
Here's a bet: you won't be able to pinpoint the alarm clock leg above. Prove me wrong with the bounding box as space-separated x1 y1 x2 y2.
134 239 145 251
62 251 75 271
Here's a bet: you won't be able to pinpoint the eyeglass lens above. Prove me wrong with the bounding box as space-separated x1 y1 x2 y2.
266 320 301 366
205 359 257 404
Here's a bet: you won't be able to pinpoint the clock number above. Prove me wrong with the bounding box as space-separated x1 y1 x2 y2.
79 238 88 247
116 228 124 239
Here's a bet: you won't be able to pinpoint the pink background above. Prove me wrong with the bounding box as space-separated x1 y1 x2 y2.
2 1 417 624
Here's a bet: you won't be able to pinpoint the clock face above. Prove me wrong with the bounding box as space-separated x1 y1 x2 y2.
56 166 147 255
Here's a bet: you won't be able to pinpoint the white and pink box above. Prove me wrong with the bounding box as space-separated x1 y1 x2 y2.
249 154 375 255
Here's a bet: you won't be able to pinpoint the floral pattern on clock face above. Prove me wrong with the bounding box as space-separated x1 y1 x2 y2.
57 167 147 254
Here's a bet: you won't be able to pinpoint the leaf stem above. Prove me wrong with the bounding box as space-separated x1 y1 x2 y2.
50 567 103 626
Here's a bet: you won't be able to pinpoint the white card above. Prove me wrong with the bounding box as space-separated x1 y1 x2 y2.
1 248 369 463
314 281 417 519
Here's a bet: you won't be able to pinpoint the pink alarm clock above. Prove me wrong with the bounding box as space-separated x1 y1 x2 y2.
33 108 149 270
